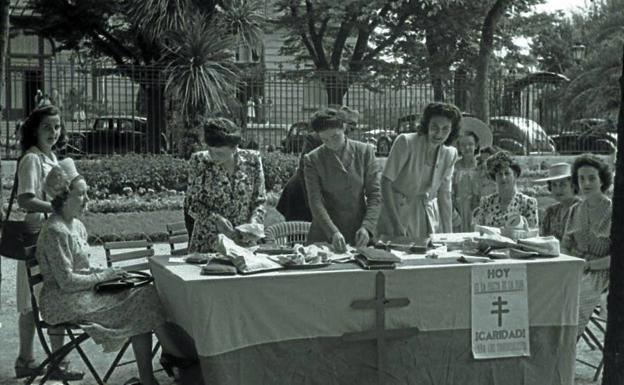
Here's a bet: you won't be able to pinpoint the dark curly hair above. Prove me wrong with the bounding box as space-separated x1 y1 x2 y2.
19 105 65 154
50 175 86 215
309 108 344 132
486 150 521 180
417 102 462 145
571 153 612 193
547 178 579 194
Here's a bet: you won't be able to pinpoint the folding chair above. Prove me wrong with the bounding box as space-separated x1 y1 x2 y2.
23 246 106 385
101 239 161 381
577 306 607 381
103 239 155 271
265 221 311 247
166 222 189 255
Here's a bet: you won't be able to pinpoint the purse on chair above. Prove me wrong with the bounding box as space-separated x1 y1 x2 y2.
0 159 46 260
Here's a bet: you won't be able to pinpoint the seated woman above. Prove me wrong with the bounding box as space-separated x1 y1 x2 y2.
185 118 266 252
276 106 359 221
474 151 538 229
535 163 580 240
561 154 612 337
303 108 381 252
36 158 190 385
377 102 460 239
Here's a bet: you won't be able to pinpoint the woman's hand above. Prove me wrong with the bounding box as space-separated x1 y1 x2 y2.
332 232 347 253
215 215 235 237
355 227 370 247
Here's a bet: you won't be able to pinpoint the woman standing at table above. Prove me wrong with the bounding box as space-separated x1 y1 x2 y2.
184 118 266 253
276 106 359 221
536 163 580 241
561 154 612 337
452 132 481 232
377 102 460 239
303 107 381 252
473 151 538 229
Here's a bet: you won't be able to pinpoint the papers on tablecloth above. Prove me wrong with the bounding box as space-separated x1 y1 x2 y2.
216 234 282 274
471 264 530 359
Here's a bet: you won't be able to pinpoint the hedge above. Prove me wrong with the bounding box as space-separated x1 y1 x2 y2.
75 152 299 198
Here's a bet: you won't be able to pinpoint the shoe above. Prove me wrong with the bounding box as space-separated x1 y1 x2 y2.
159 353 197 378
47 361 85 382
15 357 43 379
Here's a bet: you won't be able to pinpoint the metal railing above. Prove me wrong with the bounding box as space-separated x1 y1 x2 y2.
2 58 611 159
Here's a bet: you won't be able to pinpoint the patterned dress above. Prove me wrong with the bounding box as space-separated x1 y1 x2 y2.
474 192 539 229
184 149 266 253
540 196 581 241
36 215 165 352
561 196 611 337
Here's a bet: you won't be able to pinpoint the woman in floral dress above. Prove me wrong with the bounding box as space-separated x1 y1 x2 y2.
474 151 539 229
185 118 266 253
37 158 187 385
561 154 612 338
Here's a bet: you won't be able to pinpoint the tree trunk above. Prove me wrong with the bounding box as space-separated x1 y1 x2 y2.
323 72 351 105
453 66 468 110
0 0 9 116
602 44 624 385
145 81 166 154
473 0 512 123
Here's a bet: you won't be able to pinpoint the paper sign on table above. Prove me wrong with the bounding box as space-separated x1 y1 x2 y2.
471 264 530 359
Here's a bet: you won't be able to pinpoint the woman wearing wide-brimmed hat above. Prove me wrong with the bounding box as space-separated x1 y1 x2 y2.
535 163 580 240
452 118 493 232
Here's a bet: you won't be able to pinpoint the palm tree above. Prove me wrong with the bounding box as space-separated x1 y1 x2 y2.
561 1 624 125
126 0 266 156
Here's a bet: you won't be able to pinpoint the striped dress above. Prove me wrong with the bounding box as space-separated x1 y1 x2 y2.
561 196 611 338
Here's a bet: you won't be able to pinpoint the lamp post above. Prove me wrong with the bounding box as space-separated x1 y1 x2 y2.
571 42 586 64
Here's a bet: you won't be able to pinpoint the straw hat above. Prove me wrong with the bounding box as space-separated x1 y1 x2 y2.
460 116 493 148
534 163 572 183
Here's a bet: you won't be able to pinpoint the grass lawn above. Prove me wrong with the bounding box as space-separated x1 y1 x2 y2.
82 206 285 244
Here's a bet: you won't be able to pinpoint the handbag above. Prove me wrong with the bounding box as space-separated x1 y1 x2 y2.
0 156 47 260
94 271 154 293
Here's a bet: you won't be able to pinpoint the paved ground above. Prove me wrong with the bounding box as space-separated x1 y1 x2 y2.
0 243 606 384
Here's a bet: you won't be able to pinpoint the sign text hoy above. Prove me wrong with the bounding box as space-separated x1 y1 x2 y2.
471 264 530 359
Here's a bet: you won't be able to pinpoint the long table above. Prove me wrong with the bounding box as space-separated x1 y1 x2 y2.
150 254 583 385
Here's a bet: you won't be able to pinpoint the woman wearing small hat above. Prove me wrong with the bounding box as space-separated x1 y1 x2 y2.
303 107 380 251
474 151 539 229
276 106 359 221
184 118 267 252
535 163 580 240
452 130 486 232
37 158 189 385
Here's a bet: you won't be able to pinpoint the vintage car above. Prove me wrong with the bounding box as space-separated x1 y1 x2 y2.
65 116 169 155
550 118 617 154
489 116 556 155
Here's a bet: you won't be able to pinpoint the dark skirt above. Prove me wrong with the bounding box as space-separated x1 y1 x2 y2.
276 173 312 222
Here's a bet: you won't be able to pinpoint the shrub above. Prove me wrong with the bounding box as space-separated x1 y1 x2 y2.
74 152 298 198
261 152 298 191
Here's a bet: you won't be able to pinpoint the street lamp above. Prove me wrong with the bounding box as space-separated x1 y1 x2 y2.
571 43 586 63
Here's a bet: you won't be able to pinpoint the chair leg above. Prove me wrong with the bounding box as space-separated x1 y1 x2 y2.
104 339 132 382
67 330 105 385
594 358 604 381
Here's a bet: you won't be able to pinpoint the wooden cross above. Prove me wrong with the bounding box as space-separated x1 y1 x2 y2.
342 271 419 385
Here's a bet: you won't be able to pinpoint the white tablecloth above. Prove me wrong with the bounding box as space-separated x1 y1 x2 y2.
150 254 583 357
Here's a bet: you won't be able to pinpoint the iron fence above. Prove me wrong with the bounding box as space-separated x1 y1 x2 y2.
2 58 612 159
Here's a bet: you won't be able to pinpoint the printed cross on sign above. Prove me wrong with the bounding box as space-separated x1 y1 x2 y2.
342 272 419 385
491 296 510 327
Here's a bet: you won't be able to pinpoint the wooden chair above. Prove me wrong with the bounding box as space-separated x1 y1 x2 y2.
265 221 311 247
103 239 155 271
166 221 189 255
23 246 106 385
